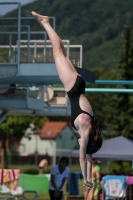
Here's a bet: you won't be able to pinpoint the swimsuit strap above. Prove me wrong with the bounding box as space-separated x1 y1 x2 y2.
81 110 94 119
73 111 94 131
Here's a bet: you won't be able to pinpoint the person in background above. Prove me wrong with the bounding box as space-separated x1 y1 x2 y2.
95 160 101 173
49 157 69 200
94 160 101 200
38 158 48 174
85 159 100 200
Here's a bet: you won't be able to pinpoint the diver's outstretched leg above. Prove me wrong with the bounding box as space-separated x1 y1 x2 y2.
31 11 78 92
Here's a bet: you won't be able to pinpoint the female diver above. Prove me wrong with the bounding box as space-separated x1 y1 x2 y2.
31 11 102 189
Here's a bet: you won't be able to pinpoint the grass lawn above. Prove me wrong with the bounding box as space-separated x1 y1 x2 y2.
4 179 85 200
9 164 83 174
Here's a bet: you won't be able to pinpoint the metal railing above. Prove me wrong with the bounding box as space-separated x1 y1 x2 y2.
0 2 21 74
0 39 82 67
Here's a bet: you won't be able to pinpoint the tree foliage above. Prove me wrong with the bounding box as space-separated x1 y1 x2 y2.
103 25 133 140
0 115 48 141
108 160 133 174
0 115 47 168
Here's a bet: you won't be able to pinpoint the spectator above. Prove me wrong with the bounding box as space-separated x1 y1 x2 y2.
49 157 69 200
38 158 48 174
95 160 101 173
85 159 100 200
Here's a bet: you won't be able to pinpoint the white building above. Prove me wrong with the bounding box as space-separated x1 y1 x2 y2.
18 134 54 156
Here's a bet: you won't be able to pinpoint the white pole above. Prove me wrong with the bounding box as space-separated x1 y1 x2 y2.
52 140 56 166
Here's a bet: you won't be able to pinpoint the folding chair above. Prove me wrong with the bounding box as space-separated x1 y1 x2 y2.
125 176 133 200
22 190 39 200
0 169 22 200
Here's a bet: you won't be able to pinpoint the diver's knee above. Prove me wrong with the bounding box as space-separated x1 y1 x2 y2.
53 47 63 57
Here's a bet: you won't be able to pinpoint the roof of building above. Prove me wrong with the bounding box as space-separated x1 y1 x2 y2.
39 121 73 139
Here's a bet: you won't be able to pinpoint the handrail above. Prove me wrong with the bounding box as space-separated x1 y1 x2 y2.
0 25 31 63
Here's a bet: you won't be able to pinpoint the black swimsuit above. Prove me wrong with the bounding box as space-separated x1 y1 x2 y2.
67 75 94 130
67 75 103 154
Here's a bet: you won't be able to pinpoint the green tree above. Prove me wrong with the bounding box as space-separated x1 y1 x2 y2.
105 24 133 139
85 68 118 131
0 48 8 62
108 160 133 174
0 115 47 168
87 25 133 173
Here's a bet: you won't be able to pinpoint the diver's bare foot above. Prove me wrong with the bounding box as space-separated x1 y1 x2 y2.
31 11 49 26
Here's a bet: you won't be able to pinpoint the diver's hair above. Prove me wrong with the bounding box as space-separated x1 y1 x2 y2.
89 117 102 145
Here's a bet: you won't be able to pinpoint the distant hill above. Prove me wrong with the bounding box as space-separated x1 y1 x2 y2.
5 0 133 70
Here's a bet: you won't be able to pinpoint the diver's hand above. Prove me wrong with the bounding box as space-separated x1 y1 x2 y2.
83 181 93 189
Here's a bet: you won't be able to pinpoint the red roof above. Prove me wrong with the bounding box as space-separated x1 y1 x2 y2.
39 121 71 139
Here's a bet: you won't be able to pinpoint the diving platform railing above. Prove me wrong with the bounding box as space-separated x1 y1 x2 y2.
0 2 94 121
0 39 82 70
0 36 83 117
0 38 83 116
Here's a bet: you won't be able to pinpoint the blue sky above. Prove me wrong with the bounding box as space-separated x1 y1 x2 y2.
0 0 34 15
0 0 34 6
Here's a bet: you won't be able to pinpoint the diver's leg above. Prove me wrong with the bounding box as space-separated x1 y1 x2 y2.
31 11 78 92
